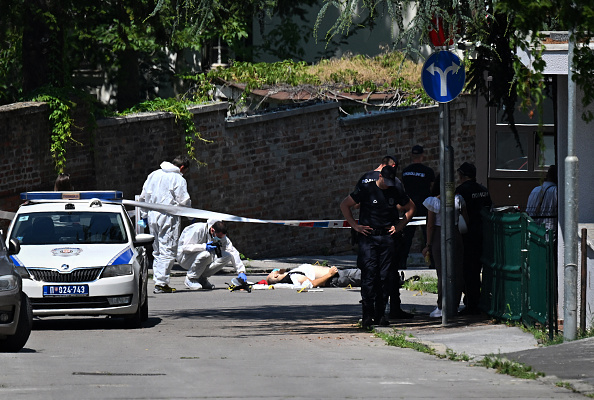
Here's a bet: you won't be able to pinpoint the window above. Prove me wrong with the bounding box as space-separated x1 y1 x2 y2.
489 78 556 177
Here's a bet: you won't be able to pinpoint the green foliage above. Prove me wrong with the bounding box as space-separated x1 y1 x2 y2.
555 381 577 392
210 60 321 89
28 87 83 173
402 276 439 294
315 0 594 127
478 355 545 379
183 53 430 114
119 98 208 164
445 349 471 362
376 330 438 356
0 22 22 104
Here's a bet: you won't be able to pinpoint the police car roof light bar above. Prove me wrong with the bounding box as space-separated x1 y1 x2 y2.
20 191 124 201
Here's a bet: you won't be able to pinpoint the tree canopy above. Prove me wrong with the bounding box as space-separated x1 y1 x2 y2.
0 0 279 109
316 0 594 123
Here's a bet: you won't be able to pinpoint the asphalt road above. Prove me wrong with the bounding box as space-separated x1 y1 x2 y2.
0 273 585 399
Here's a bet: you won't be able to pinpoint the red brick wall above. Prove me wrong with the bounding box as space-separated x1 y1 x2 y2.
0 97 476 257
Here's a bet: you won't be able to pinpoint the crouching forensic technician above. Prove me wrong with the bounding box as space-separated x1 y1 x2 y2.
177 219 247 290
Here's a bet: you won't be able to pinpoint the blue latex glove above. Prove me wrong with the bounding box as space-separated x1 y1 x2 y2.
205 241 217 252
237 272 247 282
137 218 148 228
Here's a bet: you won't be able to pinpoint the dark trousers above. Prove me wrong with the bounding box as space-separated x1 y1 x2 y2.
462 234 483 310
389 233 405 310
397 223 429 269
358 233 394 322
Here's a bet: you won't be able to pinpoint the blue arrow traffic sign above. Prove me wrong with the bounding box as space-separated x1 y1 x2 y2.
422 51 465 103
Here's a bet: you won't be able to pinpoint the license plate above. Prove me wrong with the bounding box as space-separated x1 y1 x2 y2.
43 285 89 297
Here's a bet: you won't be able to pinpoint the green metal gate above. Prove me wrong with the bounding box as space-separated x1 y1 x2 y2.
480 209 557 330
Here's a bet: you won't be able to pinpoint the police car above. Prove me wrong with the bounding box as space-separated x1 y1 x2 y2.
6 191 154 328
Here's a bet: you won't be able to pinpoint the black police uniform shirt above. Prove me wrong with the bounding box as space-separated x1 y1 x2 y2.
358 170 380 185
455 180 492 234
350 173 411 229
401 163 435 217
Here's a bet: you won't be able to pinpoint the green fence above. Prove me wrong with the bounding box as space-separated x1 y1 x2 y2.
480 209 557 330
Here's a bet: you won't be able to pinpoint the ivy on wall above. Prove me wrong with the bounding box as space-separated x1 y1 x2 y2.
119 98 210 165
28 87 82 174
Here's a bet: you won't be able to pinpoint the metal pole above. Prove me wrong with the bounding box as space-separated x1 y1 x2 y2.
580 228 587 333
439 102 456 324
439 103 448 325
564 31 578 340
444 113 456 319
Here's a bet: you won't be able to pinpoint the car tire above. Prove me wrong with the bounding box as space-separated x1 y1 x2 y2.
140 291 148 322
124 277 148 329
0 293 33 352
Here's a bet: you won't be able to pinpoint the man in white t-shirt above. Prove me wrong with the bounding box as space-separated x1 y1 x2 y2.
266 264 361 287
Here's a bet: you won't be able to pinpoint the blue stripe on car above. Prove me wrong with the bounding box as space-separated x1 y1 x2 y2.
109 247 134 265
10 255 23 266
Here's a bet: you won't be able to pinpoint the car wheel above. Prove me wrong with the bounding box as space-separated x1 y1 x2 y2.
124 277 147 329
0 293 33 352
140 287 149 322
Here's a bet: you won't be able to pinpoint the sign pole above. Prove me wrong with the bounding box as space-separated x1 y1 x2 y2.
422 50 465 326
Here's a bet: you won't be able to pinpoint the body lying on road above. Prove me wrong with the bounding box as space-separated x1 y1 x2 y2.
265 264 361 288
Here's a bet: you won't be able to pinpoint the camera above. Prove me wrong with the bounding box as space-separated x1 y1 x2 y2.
211 241 222 257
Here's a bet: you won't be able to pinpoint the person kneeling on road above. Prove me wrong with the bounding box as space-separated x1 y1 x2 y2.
177 219 247 290
266 264 361 288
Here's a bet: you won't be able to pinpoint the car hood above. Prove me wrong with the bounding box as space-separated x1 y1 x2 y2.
10 244 134 270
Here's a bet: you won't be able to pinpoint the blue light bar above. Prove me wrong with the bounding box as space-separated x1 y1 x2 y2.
21 191 124 200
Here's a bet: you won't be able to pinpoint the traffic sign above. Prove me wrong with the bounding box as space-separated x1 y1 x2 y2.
422 51 465 103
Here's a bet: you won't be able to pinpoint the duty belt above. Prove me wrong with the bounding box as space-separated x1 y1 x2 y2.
369 228 391 236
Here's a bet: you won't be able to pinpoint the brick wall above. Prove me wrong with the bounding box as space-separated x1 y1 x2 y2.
0 96 476 258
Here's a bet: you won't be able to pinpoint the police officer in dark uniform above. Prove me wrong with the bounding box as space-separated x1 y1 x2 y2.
355 156 414 320
399 145 435 269
341 166 416 329
455 162 492 314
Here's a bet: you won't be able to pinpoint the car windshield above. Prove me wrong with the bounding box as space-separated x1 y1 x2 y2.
11 212 128 245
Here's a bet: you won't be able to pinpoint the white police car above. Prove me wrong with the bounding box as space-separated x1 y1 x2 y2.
6 191 154 328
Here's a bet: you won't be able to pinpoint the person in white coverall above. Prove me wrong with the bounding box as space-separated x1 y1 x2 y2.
177 219 247 290
139 156 191 294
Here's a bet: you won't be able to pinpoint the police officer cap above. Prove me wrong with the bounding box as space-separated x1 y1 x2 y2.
411 145 424 154
457 162 476 179
385 155 398 169
380 166 397 186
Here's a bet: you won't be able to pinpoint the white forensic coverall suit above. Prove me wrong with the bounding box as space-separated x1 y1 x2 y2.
139 161 191 286
177 219 246 280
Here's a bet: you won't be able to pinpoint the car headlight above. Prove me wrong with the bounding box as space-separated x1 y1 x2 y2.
0 274 18 291
101 264 133 278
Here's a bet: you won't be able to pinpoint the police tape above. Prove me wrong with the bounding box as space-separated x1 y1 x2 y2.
123 199 426 228
0 211 15 220
0 199 425 228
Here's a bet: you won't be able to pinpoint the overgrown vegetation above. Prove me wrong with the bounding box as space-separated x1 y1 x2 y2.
376 330 438 356
402 275 438 294
118 98 210 164
184 52 433 114
478 355 544 379
25 86 99 173
508 320 594 346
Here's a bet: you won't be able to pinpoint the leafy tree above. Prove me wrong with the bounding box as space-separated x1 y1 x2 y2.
315 0 594 123
0 0 278 109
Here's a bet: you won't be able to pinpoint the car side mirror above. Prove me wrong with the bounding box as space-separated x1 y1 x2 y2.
8 238 20 256
133 233 154 246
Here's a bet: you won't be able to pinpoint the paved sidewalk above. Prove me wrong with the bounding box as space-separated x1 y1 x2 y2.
168 253 594 397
